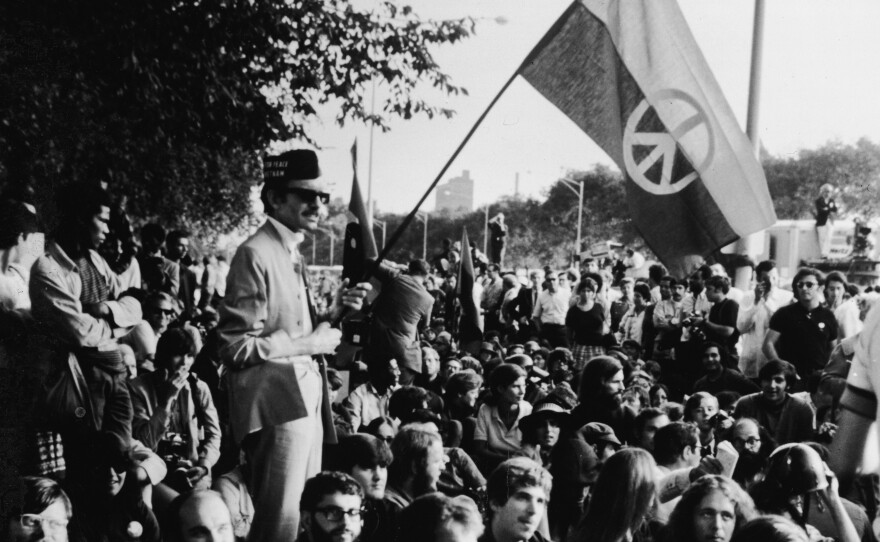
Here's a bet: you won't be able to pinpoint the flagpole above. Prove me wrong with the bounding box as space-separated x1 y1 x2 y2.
366 1 579 278
368 79 376 224
733 0 766 291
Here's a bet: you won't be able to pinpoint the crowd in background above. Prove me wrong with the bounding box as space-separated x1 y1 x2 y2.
2 179 880 542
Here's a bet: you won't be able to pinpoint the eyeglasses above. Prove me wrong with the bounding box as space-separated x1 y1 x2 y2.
314 506 364 522
734 437 761 447
20 514 68 533
796 281 818 290
283 188 331 205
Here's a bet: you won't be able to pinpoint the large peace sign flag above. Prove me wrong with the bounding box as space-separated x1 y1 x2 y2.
518 0 776 275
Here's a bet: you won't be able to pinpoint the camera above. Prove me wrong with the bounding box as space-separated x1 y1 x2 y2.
342 313 373 346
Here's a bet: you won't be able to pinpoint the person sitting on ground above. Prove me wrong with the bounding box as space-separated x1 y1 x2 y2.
683 392 724 454
7 476 72 542
399 492 484 542
384 427 446 516
297 472 364 542
472 363 532 473
343 357 401 432
733 360 815 445
569 356 635 444
443 370 482 451
164 489 235 542
576 422 621 471
480 457 552 542
571 448 657 542
692 342 760 397
325 434 394 542
631 407 670 452
663 474 757 542
518 398 569 468
129 328 221 493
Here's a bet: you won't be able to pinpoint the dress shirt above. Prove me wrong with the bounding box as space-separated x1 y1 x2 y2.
532 289 571 325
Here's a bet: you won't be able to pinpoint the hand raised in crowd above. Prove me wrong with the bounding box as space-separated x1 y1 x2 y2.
184 465 211 489
158 367 188 409
689 456 723 482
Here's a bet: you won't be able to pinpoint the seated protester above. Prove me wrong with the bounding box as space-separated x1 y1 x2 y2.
481 457 553 542
440 357 462 383
569 356 636 445
631 407 670 452
733 360 815 445
7 476 72 542
415 346 446 397
570 448 657 542
683 392 723 455
297 472 364 542
129 328 221 492
548 438 599 541
399 493 484 542
730 516 811 542
324 434 394 542
652 422 704 523
649 383 670 409
621 385 649 412
384 427 446 515
621 339 646 373
663 475 757 542
443 371 483 449
750 443 860 542
664 402 685 422
716 391 742 418
518 398 570 468
212 457 255 542
165 489 235 542
458 355 482 376
361 417 397 445
692 342 760 397
120 291 178 372
388 386 431 425
472 364 532 473
343 356 402 432
67 432 161 542
327 368 354 439
720 418 777 490
575 422 621 471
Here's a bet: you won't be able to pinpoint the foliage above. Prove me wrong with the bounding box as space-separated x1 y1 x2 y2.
764 138 880 221
0 0 474 241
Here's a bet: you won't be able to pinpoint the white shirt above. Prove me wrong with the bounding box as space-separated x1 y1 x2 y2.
533 289 571 325
737 287 793 378
267 216 312 336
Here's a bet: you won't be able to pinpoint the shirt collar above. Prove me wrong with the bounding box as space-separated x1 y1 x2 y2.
47 241 78 273
267 216 306 255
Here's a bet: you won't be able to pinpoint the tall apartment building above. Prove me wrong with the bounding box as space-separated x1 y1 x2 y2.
435 170 474 213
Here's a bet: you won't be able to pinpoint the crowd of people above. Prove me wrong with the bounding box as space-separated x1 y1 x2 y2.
1 148 880 542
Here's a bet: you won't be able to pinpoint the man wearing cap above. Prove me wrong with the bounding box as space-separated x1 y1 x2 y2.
576 422 621 470
218 149 370 542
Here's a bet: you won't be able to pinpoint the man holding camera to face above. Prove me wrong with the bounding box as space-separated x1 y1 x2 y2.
217 149 370 542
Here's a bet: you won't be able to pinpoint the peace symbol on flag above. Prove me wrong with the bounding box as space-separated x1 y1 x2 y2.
622 89 715 196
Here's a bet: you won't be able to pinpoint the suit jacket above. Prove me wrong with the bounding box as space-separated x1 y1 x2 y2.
509 286 539 322
218 221 335 444
366 262 433 373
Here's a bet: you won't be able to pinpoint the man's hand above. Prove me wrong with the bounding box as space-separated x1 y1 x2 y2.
158 368 188 409
83 302 110 318
185 466 210 489
689 456 723 482
336 279 372 312
304 322 343 355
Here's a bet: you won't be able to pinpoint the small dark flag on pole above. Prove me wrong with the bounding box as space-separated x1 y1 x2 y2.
343 140 379 283
457 228 483 344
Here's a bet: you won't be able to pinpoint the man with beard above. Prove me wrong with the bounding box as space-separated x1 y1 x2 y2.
691 342 759 397
326 435 395 542
298 472 364 542
569 356 635 445
733 360 814 445
480 457 552 542
384 427 447 516
763 267 837 385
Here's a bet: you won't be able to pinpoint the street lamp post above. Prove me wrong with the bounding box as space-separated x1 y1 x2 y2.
483 206 490 255
561 176 585 257
328 230 335 266
417 212 429 260
373 218 387 249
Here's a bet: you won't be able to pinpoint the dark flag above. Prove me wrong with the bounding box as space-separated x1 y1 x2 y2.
517 0 775 275
343 140 379 283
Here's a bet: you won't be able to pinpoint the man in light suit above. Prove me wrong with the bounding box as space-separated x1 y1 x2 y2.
218 149 369 542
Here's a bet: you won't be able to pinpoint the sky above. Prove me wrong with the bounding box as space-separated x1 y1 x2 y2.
298 0 880 215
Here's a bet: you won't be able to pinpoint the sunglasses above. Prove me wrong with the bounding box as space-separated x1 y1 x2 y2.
282 188 330 205
796 281 818 290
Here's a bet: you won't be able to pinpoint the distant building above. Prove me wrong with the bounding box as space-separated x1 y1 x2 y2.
435 170 474 213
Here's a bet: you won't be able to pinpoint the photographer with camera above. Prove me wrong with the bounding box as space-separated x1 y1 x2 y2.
130 328 221 493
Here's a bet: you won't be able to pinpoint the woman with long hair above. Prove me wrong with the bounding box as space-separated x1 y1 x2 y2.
663 475 756 542
571 448 656 542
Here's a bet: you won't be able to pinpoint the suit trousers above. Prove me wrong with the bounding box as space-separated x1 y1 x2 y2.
244 359 323 542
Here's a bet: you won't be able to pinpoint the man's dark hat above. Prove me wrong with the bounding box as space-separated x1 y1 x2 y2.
263 149 324 188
